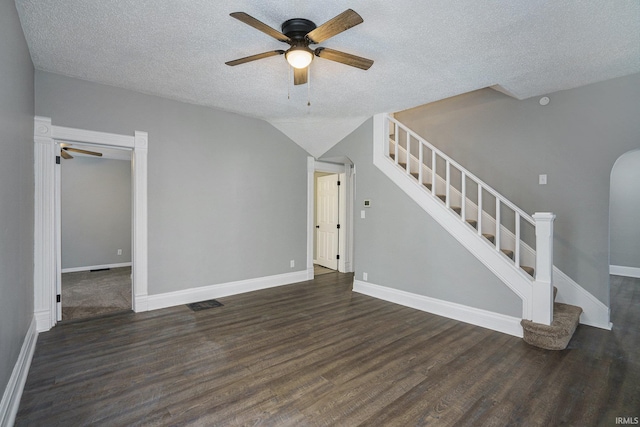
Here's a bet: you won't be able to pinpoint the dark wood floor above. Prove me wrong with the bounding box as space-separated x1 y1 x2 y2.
16 272 640 426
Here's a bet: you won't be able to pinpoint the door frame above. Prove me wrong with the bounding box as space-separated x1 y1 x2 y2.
306 157 354 277
33 116 149 331
314 172 341 270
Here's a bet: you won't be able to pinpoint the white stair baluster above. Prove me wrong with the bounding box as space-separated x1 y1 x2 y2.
515 212 521 269
431 151 437 196
477 185 482 235
495 198 501 252
406 133 411 175
418 142 423 184
394 122 399 165
445 160 451 208
461 172 466 221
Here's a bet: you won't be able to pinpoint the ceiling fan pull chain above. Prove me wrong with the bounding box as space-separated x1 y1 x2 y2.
288 65 291 100
307 67 311 107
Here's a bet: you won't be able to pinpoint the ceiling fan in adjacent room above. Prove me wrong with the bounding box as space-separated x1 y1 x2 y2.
59 143 103 160
225 9 374 85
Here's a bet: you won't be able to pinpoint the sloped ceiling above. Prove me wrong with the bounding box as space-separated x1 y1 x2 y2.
16 0 640 157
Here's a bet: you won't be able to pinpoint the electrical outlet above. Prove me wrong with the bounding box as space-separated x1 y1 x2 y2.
363 272 368 281
290 260 295 268
117 249 122 255
539 174 547 185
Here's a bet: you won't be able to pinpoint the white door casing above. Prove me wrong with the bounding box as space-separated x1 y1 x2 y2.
307 157 354 277
316 174 339 270
33 116 148 332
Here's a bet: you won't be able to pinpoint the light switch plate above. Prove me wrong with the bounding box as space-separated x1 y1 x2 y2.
539 174 547 185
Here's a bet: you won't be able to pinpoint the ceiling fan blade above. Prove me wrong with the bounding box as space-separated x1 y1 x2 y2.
225 50 285 66
294 67 308 85
60 150 73 160
306 9 363 44
315 47 373 70
64 147 103 157
230 12 291 43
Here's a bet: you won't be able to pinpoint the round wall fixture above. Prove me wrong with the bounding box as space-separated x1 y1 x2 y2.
539 96 550 106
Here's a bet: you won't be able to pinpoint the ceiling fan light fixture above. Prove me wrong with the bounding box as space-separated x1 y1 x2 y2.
286 47 313 69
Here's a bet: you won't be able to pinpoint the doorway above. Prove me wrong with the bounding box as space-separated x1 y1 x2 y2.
307 158 353 277
315 172 340 272
609 149 640 279
58 142 132 320
33 116 148 332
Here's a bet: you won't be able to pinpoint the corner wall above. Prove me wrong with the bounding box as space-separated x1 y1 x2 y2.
0 0 35 406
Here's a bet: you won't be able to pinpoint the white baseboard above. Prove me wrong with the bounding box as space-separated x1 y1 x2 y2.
610 265 640 279
34 309 53 333
146 270 309 311
62 262 132 273
353 280 523 338
0 316 38 427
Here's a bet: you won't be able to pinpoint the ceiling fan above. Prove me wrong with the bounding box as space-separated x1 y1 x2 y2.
225 9 373 85
59 143 103 160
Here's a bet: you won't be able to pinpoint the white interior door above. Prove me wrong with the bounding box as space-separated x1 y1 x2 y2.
316 174 339 270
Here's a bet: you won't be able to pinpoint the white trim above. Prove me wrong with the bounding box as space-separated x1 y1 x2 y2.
353 280 523 337
306 157 315 280
610 265 640 279
146 270 309 311
553 268 612 329
33 117 57 332
53 125 134 148
34 117 148 331
61 262 133 273
0 316 38 427
308 158 355 276
374 114 535 320
375 114 612 328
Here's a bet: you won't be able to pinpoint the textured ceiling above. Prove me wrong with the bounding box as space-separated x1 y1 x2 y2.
16 0 640 156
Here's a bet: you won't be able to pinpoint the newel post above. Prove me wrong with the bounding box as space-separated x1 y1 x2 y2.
373 113 388 162
532 212 556 325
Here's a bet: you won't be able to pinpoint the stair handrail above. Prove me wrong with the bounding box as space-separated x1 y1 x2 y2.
387 115 535 227
381 113 556 324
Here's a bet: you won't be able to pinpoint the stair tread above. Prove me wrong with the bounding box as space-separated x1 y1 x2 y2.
522 303 582 333
521 302 583 350
501 249 514 258
522 266 535 276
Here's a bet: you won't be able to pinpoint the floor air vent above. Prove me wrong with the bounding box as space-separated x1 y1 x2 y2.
187 299 224 311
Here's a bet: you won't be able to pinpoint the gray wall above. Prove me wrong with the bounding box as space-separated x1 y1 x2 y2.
610 149 640 269
61 157 132 269
395 73 640 306
36 71 309 295
322 119 522 317
0 0 35 402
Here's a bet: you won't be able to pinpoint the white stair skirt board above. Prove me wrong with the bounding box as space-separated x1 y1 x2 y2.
144 270 309 311
610 265 640 279
61 262 133 273
554 268 612 330
354 280 523 337
0 317 38 427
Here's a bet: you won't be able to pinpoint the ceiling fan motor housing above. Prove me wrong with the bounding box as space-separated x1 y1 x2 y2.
281 18 316 41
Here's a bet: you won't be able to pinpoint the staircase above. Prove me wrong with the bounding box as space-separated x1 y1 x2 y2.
373 113 584 348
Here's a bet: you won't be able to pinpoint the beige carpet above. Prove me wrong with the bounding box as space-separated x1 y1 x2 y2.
62 267 132 321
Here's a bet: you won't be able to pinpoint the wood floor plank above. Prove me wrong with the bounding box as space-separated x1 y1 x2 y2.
15 272 640 426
